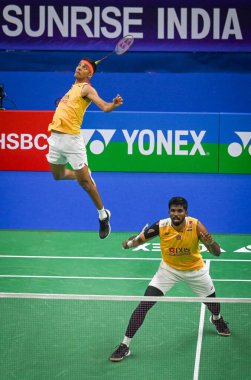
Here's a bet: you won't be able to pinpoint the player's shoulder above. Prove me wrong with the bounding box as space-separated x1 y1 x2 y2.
187 216 198 223
159 218 171 227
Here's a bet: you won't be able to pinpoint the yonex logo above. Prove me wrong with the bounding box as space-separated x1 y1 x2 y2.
81 129 116 154
81 129 206 156
228 132 251 157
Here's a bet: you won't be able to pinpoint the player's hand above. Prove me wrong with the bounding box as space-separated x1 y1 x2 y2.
113 94 123 107
122 235 137 249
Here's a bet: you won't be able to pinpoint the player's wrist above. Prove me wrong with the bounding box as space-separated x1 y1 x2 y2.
207 240 215 246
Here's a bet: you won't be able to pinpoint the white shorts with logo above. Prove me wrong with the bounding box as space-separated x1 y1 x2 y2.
149 260 215 297
46 133 88 170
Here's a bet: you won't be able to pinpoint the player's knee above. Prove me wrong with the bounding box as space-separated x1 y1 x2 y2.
144 285 164 297
52 172 63 180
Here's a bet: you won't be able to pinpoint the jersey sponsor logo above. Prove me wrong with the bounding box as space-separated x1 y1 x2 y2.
228 131 251 157
169 247 191 256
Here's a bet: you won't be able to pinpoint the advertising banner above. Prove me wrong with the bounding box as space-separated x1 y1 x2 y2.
0 111 51 171
83 111 219 173
0 0 250 52
0 110 219 173
219 113 251 174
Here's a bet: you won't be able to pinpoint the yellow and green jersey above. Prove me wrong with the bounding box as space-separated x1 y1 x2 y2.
159 217 204 271
48 82 91 135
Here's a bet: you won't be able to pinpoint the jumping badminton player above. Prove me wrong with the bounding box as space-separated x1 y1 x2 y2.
46 58 123 239
110 196 231 361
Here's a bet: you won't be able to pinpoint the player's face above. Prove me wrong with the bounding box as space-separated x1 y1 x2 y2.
169 204 187 226
74 62 92 80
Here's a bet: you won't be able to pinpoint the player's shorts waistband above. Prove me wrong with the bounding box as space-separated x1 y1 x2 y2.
50 129 66 134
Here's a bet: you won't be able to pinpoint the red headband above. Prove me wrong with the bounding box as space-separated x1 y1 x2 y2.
81 60 94 76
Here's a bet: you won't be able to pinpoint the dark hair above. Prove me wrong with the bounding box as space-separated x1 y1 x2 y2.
168 196 188 211
82 57 97 73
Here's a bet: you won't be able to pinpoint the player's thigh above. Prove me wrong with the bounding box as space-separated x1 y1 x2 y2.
49 163 67 179
149 261 179 294
66 135 88 170
186 267 215 297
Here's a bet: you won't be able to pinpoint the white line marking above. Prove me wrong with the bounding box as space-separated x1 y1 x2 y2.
0 293 250 303
193 260 209 380
0 255 161 260
0 275 151 280
212 279 251 282
0 255 251 262
0 275 250 281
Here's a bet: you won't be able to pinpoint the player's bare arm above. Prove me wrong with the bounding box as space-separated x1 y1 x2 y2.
82 85 123 112
197 221 221 256
122 222 159 250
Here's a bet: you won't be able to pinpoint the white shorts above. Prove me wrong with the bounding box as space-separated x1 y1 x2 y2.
149 260 215 297
46 133 88 170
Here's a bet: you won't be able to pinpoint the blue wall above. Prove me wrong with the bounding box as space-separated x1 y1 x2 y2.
1 52 251 234
0 171 251 234
1 71 251 113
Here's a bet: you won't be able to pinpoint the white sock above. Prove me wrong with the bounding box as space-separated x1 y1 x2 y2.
98 208 106 220
122 336 131 347
213 314 221 321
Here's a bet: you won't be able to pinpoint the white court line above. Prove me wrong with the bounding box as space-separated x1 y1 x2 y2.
0 255 251 262
0 255 160 260
193 260 209 380
0 275 152 280
0 275 250 281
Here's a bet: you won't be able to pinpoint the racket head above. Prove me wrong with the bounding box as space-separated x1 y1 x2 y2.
115 35 134 55
95 35 134 65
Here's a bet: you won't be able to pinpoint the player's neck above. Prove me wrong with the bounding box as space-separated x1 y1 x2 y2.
171 219 186 232
75 78 89 84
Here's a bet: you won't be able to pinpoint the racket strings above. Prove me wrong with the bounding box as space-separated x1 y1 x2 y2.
115 35 134 55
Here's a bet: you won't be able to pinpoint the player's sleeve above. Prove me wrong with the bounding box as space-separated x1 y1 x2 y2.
143 221 159 240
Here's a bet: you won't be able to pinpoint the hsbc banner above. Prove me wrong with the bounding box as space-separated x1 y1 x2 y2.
0 111 52 171
0 111 250 173
0 0 251 52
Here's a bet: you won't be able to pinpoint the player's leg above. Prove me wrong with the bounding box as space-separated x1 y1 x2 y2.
74 165 103 209
74 165 111 239
109 286 163 362
49 163 77 180
205 292 231 336
187 267 230 336
109 261 177 362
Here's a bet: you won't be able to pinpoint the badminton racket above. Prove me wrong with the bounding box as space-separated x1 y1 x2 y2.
95 35 134 65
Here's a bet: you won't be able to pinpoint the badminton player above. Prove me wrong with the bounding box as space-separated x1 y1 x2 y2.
110 196 231 361
46 58 123 239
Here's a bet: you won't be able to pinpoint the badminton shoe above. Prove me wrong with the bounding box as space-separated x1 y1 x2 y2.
99 209 111 239
109 343 131 362
210 316 231 336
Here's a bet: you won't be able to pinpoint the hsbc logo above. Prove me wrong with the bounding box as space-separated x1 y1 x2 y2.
228 132 251 157
81 129 207 156
0 133 48 150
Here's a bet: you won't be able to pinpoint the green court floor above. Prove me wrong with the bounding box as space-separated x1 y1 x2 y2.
0 231 251 380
